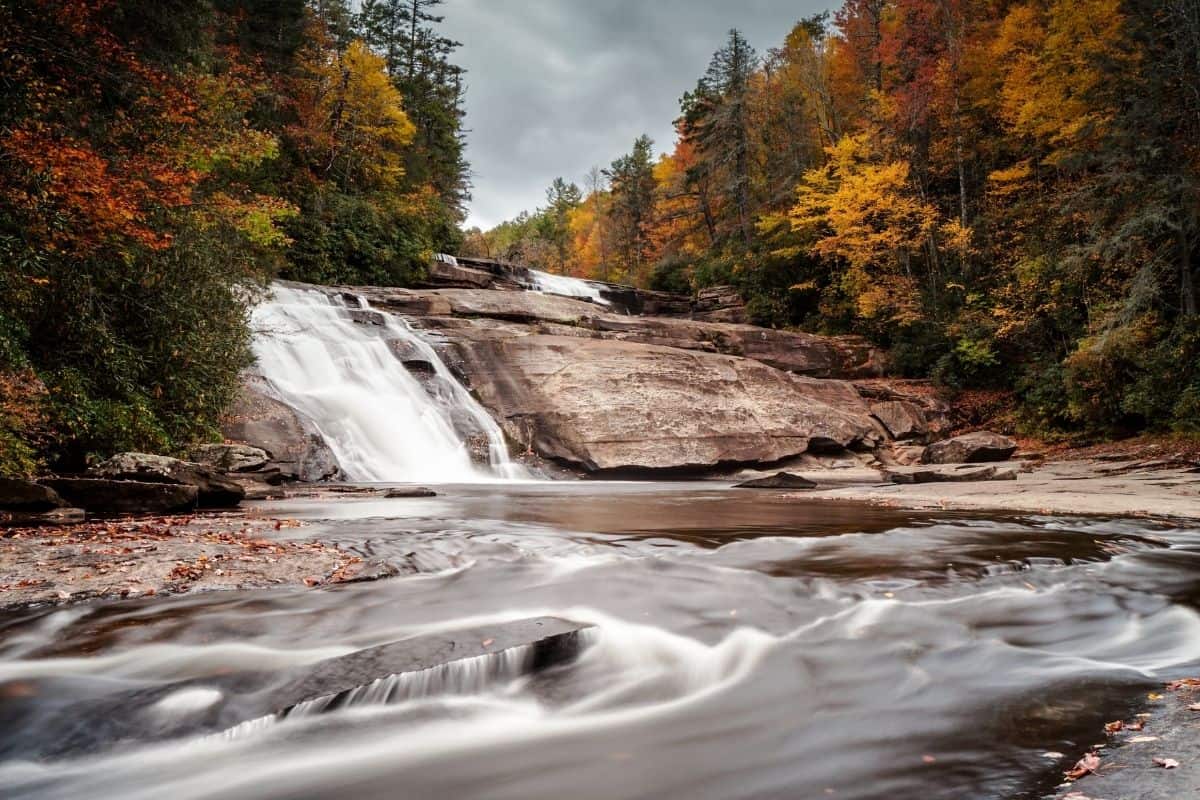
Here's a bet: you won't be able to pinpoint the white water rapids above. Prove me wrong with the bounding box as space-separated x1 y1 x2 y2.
250 284 524 483
524 268 611 306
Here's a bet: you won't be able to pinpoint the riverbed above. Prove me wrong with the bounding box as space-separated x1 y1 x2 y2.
2 482 1199 799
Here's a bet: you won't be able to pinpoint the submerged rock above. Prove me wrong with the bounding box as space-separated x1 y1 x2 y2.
733 472 819 489
384 487 438 498
89 452 244 508
40 478 198 514
922 431 1018 464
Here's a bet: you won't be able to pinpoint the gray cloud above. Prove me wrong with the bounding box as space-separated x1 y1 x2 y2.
440 0 833 229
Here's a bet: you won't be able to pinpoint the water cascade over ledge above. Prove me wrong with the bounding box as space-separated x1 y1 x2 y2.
250 284 524 482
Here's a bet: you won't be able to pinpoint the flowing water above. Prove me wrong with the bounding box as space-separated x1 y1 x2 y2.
249 285 523 482
2 483 1199 799
523 268 611 306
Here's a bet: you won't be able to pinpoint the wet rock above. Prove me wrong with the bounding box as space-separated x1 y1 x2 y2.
0 477 68 511
384 487 438 498
922 431 1018 464
39 478 198 514
188 444 271 474
885 464 1020 484
871 400 929 440
89 453 244 508
222 376 342 482
734 472 818 489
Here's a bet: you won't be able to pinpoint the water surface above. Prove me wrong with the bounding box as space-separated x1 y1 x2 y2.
2 483 1198 799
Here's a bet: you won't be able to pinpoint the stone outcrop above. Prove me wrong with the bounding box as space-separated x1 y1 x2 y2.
40 478 198 514
922 431 1018 464
247 277 953 476
89 452 245 508
358 286 883 379
446 333 881 472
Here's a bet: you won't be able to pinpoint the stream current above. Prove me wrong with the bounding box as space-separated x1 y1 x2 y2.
2 482 1199 799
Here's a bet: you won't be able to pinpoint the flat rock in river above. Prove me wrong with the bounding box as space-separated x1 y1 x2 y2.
734 472 819 489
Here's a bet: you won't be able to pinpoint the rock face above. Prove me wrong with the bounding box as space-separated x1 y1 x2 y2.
221 376 341 482
871 400 929 440
922 431 1018 464
89 452 245 508
0 478 68 511
360 287 883 379
449 333 880 471
40 478 198 514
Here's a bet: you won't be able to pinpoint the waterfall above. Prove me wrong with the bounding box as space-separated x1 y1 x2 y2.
524 268 611 306
250 284 524 483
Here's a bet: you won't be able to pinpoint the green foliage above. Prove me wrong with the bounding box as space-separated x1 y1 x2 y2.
648 254 694 295
283 193 431 286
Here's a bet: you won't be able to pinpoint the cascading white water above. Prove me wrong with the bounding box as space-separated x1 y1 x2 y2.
250 284 524 483
525 268 611 306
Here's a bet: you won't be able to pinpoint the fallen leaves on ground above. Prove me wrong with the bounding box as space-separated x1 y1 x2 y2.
1066 751 1100 780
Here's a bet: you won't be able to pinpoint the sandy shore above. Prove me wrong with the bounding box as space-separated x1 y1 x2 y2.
798 459 1200 521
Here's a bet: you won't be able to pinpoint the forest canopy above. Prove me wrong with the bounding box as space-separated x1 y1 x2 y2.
467 0 1200 439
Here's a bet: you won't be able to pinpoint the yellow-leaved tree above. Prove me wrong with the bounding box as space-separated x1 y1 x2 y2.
787 133 971 324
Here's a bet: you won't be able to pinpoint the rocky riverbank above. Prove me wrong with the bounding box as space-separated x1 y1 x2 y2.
0 511 369 610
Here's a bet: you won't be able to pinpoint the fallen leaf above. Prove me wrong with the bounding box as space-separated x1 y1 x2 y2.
1104 720 1123 733
1066 752 1100 780
1148 692 1164 701
481 638 495 647
1153 757 1180 769
921 755 937 764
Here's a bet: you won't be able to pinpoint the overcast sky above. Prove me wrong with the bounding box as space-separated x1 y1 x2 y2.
440 0 832 230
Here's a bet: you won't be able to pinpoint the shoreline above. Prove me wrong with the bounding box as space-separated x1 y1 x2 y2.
3 458 1197 612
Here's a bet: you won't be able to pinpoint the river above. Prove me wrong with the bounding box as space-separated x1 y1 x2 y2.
2 481 1198 799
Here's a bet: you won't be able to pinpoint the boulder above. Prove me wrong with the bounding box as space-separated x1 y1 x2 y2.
885 464 1020 484
0 477 68 511
40 478 198 514
188 444 271 474
733 472 818 489
871 400 929 440
447 333 881 472
89 453 244 508
922 431 1018 464
221 377 341 482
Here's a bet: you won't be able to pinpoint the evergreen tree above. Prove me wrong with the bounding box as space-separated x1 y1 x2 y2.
605 136 658 280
